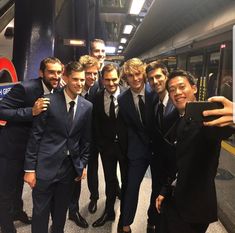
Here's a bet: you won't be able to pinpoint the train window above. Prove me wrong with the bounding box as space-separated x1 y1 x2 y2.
206 51 220 98
187 55 203 82
166 56 177 72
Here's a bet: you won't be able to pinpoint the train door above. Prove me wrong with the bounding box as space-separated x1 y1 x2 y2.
205 50 220 98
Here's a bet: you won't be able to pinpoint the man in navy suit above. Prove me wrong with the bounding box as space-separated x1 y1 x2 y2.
24 61 92 233
67 55 100 229
0 57 63 233
118 58 154 233
156 70 234 233
146 61 178 233
92 64 128 227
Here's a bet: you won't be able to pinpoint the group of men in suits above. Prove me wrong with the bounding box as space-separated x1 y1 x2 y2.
0 47 232 233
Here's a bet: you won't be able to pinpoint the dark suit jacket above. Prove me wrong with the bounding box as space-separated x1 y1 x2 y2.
24 90 92 180
0 78 44 160
162 118 234 223
118 85 154 160
93 86 127 155
149 95 179 182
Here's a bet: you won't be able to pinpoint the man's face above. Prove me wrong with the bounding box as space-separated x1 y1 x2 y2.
41 62 63 90
102 69 120 94
126 71 145 93
64 71 85 99
91 42 106 66
147 68 167 94
168 76 197 114
85 66 99 89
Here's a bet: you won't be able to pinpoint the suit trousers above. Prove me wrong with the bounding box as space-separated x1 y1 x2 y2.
87 143 99 201
163 198 209 233
147 155 167 233
100 142 128 215
32 156 76 233
68 180 81 213
119 158 150 226
0 158 23 233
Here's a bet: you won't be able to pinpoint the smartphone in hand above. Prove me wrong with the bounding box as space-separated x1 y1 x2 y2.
185 101 223 122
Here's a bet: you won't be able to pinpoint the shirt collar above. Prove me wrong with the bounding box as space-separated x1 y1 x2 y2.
104 86 120 99
63 89 78 106
160 92 169 107
130 85 145 98
41 79 52 95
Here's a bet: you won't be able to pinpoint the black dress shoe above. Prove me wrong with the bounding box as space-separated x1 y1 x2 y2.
13 211 32 224
92 212 115 227
88 200 97 213
68 211 89 228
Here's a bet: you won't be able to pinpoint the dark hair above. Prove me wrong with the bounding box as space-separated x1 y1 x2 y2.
146 61 169 77
90 39 105 51
166 69 196 91
39 57 62 72
101 63 119 78
64 61 84 76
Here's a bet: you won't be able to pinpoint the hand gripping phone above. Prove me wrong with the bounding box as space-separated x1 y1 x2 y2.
185 101 223 122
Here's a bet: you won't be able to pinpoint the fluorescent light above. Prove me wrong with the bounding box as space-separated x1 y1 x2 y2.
117 50 122 53
105 46 116 54
64 39 86 46
120 38 127 44
123 25 133 34
118 45 124 49
129 0 145 15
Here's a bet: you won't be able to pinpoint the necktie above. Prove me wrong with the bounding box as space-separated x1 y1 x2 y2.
109 95 116 121
68 101 75 130
138 95 145 126
157 102 164 129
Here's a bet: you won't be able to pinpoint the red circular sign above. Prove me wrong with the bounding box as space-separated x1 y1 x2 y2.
0 57 18 82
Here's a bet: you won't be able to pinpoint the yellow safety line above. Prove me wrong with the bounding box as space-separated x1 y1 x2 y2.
221 141 235 156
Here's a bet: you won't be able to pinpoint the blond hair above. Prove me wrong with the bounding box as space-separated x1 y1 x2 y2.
79 55 99 69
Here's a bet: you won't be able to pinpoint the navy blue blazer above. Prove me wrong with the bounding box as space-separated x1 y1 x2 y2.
118 85 154 160
24 90 92 180
0 78 44 160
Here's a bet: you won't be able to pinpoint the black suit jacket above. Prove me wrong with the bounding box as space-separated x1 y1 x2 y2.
118 85 154 160
149 95 179 181
93 87 127 155
24 90 92 180
162 118 234 223
0 78 44 160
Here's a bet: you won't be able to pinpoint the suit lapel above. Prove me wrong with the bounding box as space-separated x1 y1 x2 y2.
126 89 142 128
70 96 85 134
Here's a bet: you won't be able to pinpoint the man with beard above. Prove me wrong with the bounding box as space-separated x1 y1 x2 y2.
24 61 92 233
0 57 63 233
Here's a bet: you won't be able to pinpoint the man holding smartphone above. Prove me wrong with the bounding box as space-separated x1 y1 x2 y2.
156 70 234 233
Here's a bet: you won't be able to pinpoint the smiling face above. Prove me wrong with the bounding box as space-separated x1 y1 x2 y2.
168 76 197 114
64 70 85 99
126 71 145 93
90 41 106 68
84 66 99 90
41 62 63 90
102 69 120 94
147 68 167 95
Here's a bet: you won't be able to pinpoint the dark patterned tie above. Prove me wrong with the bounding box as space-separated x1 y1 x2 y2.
138 95 145 126
68 101 75 130
109 95 116 121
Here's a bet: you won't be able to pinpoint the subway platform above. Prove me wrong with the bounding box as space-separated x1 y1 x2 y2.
13 158 228 233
